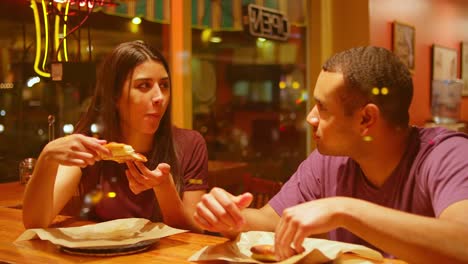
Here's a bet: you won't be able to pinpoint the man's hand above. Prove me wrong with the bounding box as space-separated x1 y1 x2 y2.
274 197 347 260
194 187 253 234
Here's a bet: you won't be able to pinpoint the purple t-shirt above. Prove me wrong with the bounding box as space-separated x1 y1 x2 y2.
82 127 208 222
269 126 468 254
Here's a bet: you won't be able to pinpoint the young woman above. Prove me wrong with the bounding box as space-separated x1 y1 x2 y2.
23 41 208 232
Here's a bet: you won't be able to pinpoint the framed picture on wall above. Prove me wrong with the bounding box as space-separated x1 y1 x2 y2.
392 21 415 73
461 42 468 96
432 45 458 81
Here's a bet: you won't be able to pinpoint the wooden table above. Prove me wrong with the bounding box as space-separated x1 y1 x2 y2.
0 207 406 263
0 207 230 263
0 181 25 208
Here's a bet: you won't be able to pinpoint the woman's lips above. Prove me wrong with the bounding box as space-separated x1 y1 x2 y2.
146 113 161 118
145 113 161 121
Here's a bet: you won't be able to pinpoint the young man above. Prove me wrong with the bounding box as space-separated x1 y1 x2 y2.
194 46 468 263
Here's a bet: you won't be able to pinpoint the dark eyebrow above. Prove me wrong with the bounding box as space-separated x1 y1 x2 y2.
133 78 152 82
133 76 169 82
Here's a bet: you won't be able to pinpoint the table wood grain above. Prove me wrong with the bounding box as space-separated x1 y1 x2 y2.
0 207 229 263
0 181 408 264
0 181 25 208
0 207 407 263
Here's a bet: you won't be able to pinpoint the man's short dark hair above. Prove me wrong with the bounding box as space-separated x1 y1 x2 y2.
322 46 413 127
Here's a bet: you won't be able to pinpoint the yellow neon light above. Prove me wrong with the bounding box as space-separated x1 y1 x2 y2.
41 0 49 71
31 0 50 77
55 3 62 61
63 1 69 61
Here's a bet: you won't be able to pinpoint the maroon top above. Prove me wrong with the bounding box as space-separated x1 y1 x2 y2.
80 127 208 222
269 126 468 256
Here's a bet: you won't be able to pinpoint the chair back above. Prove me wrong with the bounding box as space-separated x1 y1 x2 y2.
242 173 282 208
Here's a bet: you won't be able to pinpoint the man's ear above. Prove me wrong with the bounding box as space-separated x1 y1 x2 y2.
359 103 379 135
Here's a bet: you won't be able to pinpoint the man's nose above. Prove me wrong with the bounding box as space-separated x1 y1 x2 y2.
306 106 319 125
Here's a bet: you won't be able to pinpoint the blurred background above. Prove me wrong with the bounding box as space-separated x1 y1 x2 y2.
0 0 308 184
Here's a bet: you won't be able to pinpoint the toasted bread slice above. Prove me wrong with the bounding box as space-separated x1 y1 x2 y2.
101 142 147 163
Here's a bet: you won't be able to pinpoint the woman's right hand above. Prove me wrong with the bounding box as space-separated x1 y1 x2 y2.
42 134 111 168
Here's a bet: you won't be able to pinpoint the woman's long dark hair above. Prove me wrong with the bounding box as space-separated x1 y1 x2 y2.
74 40 181 195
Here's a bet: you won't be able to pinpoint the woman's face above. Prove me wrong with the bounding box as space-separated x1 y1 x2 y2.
117 59 170 137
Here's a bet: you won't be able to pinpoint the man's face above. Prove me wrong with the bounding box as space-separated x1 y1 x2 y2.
307 71 362 156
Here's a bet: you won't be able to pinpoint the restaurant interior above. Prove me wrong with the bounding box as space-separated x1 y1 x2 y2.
0 0 468 263
0 0 467 188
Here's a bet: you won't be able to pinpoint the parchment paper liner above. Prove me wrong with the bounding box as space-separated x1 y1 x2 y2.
189 231 383 263
15 218 187 249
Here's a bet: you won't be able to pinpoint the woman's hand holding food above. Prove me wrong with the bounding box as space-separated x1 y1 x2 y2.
125 162 172 194
42 134 110 168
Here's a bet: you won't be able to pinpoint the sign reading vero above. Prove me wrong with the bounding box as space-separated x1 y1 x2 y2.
245 4 290 41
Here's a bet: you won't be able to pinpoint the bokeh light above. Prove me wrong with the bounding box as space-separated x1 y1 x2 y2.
201 29 212 42
381 87 389 95
90 123 98 134
131 17 142 25
371 87 380 95
27 76 40 88
63 124 74 134
279 81 286 89
292 81 300 89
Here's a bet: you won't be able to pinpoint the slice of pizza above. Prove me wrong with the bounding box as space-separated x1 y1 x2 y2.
101 142 147 163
